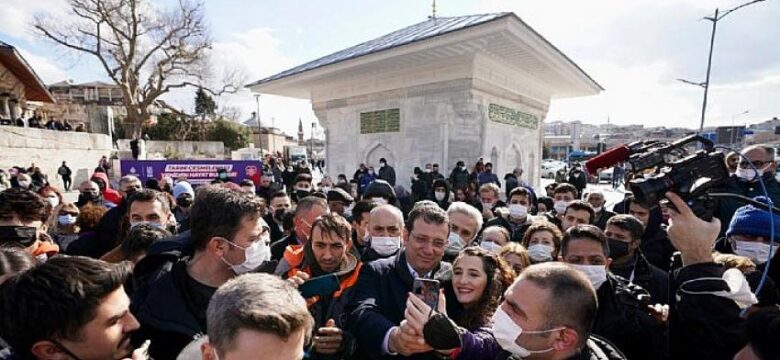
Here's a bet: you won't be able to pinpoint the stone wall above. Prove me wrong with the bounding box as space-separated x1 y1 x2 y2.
116 140 225 159
0 126 113 188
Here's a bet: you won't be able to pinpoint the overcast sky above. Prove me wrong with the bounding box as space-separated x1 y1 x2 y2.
1 0 778 138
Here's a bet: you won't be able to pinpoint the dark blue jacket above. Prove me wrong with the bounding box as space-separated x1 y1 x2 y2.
349 251 452 359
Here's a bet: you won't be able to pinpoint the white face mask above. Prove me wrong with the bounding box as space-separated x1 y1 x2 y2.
570 264 608 289
445 232 465 254
481 201 494 211
554 200 569 214
434 191 446 201
222 239 270 274
370 236 401 256
371 197 388 206
508 204 527 220
343 204 354 218
18 180 31 188
736 165 767 182
480 240 502 253
321 186 332 193
527 244 554 262
46 196 60 207
734 240 778 264
491 307 561 357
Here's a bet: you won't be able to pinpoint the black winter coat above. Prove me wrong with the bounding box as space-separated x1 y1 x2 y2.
131 257 208 360
669 263 744 359
449 168 470 190
592 273 666 360
495 335 626 360
348 251 452 359
610 252 670 305
264 212 286 244
483 215 532 242
378 165 397 186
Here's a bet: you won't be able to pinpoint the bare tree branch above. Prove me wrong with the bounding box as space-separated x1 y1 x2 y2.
32 0 227 137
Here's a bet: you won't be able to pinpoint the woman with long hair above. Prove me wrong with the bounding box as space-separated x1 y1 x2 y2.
37 185 63 209
402 246 515 359
64 204 107 256
498 242 531 276
47 203 81 251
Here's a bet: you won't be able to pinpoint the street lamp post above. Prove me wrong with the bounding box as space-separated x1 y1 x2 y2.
677 0 766 133
732 110 750 126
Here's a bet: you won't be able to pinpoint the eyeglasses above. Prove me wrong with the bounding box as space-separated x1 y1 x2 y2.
410 232 446 248
738 160 768 168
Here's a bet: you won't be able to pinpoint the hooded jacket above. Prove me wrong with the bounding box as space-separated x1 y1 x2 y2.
363 180 397 205
90 172 122 205
428 179 451 210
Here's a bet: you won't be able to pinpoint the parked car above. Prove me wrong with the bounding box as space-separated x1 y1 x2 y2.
541 161 566 178
598 167 614 183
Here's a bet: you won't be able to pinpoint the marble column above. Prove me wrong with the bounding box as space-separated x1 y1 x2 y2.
8 98 19 119
0 94 9 119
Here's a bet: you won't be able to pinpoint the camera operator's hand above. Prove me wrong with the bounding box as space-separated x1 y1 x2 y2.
665 192 720 266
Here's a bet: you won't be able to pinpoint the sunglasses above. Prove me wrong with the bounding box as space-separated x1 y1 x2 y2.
738 160 768 168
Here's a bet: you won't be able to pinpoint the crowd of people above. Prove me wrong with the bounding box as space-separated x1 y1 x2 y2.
0 143 779 360
0 114 86 132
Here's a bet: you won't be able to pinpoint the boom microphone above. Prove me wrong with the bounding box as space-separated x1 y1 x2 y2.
584 145 631 175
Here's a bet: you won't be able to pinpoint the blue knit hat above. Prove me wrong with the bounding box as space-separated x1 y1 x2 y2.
726 196 780 241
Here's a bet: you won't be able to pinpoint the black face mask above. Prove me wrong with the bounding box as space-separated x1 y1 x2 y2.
608 238 631 260
176 196 193 208
78 192 102 204
124 189 138 200
296 190 311 200
274 208 286 222
0 226 38 248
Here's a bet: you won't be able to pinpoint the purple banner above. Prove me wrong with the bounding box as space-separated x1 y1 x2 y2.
120 160 263 186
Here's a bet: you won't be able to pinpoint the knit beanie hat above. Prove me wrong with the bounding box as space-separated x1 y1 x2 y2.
726 196 780 241
173 181 195 199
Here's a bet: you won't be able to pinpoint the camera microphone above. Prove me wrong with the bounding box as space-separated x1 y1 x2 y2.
584 145 631 175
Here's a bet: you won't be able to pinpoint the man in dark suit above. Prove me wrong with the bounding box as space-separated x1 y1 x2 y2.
350 204 452 359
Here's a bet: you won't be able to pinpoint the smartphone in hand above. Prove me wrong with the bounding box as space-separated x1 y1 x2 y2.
299 273 340 298
412 278 440 310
